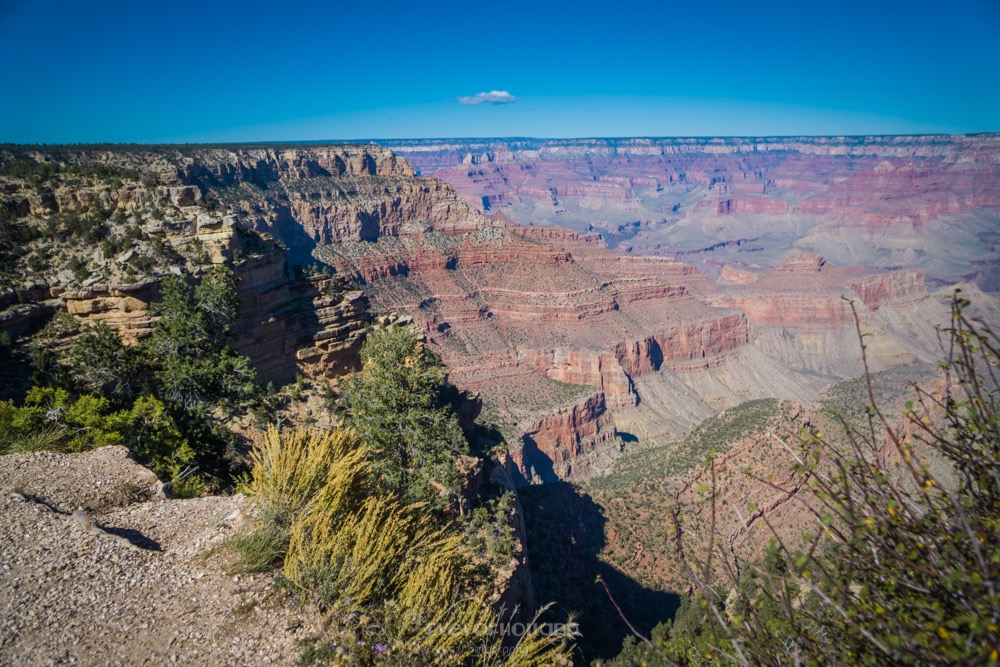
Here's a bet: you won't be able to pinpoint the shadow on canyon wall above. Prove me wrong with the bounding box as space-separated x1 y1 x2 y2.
0 344 41 401
516 435 558 483
519 480 680 663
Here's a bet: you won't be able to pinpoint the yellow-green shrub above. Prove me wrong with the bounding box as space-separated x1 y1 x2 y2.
247 425 363 521
245 426 576 665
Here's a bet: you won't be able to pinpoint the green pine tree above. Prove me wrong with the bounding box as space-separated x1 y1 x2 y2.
343 326 469 510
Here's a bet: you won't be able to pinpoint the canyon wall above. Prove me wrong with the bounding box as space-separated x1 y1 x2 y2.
318 213 956 485
0 147 415 387
3 143 986 489
233 252 371 382
513 391 621 483
9 249 372 386
168 146 488 245
388 135 1000 290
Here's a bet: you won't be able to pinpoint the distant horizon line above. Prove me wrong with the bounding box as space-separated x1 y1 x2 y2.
2 131 999 149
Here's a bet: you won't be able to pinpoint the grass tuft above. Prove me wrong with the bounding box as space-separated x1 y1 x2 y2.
0 425 66 455
226 522 289 574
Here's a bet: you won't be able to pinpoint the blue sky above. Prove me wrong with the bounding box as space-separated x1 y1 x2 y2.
1 0 998 142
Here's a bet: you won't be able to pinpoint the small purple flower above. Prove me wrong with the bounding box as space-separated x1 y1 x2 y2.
374 642 388 655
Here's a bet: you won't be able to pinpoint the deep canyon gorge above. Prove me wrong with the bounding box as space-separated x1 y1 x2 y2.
1 136 999 663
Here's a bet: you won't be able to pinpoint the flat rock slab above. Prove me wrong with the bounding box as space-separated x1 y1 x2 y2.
0 447 319 666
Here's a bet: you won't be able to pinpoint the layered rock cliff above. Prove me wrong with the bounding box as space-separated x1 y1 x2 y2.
2 143 984 488
168 146 488 246
388 135 1000 289
319 221 763 482
233 253 371 382
0 147 404 387
514 391 621 483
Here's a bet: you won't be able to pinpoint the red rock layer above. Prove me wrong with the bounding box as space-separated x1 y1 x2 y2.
512 392 621 482
719 265 759 285
388 136 1000 287
520 349 637 409
709 254 929 327
710 294 854 326
715 197 789 215
613 313 751 374
848 270 926 308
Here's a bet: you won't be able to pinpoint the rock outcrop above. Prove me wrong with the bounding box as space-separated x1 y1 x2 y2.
0 447 321 666
514 391 621 483
62 280 161 343
16 247 372 385
709 253 927 324
848 269 926 308
520 348 637 409
233 253 371 382
719 265 759 285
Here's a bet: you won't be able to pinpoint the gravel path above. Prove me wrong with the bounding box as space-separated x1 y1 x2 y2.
0 447 319 666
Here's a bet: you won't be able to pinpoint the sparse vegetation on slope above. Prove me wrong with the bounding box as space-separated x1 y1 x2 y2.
584 399 782 591
602 296 1000 666
594 398 782 489
0 154 208 290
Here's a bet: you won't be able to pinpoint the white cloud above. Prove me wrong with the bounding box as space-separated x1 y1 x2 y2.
457 90 517 106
